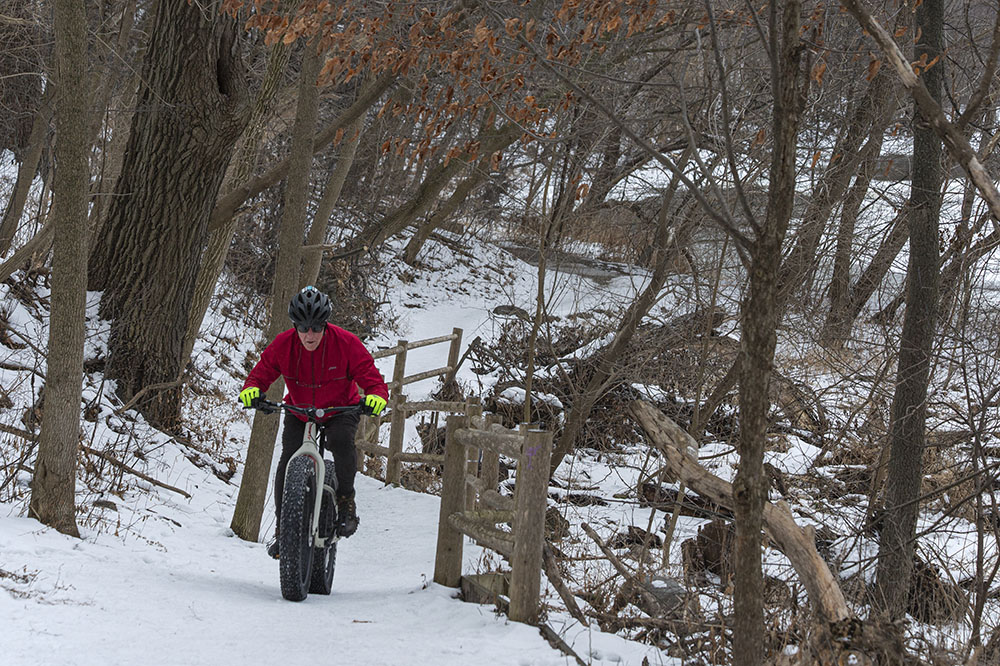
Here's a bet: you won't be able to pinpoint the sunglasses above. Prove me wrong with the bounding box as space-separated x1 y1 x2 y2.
296 324 325 333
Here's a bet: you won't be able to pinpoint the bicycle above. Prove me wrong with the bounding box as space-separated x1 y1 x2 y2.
248 399 366 601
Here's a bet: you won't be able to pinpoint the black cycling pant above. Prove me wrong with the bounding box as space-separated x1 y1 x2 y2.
274 410 360 523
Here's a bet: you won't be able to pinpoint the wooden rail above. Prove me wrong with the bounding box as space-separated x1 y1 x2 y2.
354 328 470 484
433 414 553 624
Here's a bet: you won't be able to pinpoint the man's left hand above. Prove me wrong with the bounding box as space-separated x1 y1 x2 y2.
364 394 387 416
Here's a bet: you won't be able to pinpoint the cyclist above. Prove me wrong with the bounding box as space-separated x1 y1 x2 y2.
239 286 389 558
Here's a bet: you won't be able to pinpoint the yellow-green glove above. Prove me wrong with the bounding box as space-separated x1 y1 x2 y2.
239 387 261 408
364 394 387 416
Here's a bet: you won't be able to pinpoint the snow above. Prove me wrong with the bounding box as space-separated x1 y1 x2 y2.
0 234 674 666
1 475 601 666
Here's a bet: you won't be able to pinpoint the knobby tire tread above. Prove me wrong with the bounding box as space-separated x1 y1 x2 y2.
279 457 315 601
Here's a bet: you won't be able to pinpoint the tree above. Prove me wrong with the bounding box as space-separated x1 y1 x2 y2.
730 1 803 661
29 0 91 538
863 0 945 621
87 0 249 431
231 42 323 541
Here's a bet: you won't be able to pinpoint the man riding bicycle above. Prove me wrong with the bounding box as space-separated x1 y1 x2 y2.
239 286 389 558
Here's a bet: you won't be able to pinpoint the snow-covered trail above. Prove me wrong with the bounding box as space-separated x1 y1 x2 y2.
1 474 575 666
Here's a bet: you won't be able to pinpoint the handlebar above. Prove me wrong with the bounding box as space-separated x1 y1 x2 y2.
246 399 368 422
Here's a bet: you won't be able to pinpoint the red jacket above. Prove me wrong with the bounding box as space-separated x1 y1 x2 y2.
243 324 388 421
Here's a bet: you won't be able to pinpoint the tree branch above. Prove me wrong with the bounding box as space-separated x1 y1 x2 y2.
841 0 1000 230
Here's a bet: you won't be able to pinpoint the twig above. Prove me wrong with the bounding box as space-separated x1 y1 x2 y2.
580 522 663 614
80 445 191 499
115 371 186 415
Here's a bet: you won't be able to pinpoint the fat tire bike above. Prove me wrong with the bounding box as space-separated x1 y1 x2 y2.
248 399 365 602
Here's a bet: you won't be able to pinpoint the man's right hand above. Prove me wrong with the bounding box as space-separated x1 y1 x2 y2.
239 387 261 408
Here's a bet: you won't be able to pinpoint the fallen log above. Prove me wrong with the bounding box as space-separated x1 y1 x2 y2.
628 399 850 624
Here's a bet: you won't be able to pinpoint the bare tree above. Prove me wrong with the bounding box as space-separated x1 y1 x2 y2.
29 0 90 538
231 43 323 541
731 1 803 662
868 0 945 621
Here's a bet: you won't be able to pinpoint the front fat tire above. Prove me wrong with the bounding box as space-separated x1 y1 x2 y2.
279 457 316 601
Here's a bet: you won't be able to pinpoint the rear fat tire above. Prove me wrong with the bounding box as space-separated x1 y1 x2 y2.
279 457 316 601
309 540 337 595
309 483 338 595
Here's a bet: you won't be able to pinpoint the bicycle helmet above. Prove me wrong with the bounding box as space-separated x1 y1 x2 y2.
288 286 331 330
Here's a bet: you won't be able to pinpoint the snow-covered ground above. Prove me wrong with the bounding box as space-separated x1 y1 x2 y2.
0 234 675 665
3 471 666 666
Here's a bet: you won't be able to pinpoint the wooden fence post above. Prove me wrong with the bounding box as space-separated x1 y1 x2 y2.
386 340 407 484
387 392 407 485
509 427 553 623
465 397 482 509
434 414 469 587
445 327 463 384
479 413 500 510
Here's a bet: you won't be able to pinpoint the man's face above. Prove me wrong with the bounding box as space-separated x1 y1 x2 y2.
296 325 324 351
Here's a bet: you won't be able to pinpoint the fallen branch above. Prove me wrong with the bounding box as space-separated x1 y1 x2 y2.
2 409 192 500
0 360 44 378
587 610 719 635
537 624 587 666
628 400 850 623
81 445 191 499
0 422 36 441
581 521 664 616
542 543 588 624
0 221 54 284
115 371 186 415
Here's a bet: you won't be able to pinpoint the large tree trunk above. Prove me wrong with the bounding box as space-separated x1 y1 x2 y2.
732 2 801 663
29 0 90 538
874 0 943 621
231 44 322 542
87 0 248 431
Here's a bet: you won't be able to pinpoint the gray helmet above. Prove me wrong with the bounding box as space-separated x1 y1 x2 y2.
288 286 331 330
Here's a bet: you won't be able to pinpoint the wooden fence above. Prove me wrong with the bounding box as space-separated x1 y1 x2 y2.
354 328 475 484
433 413 553 623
